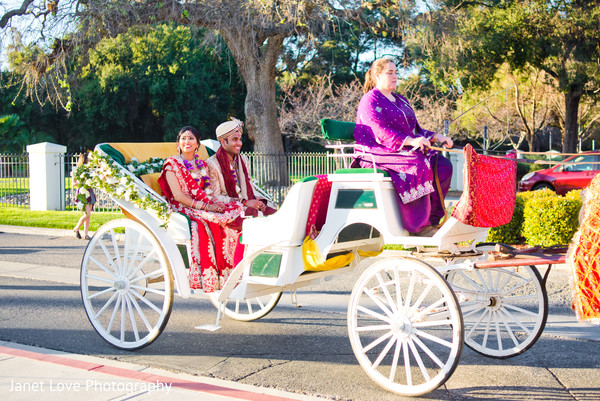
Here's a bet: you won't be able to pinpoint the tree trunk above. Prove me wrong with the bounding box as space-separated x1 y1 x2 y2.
221 28 289 186
563 89 582 153
221 29 285 154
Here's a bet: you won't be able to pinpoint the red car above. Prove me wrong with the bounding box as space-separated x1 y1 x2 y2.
519 152 600 195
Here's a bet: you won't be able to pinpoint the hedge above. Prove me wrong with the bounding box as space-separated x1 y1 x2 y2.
486 189 581 246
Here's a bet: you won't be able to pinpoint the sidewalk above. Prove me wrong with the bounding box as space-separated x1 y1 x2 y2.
1 341 319 401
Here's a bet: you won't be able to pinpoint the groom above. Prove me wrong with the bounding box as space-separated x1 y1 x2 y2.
206 117 277 225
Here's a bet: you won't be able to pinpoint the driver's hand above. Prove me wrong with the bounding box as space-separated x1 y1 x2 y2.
434 133 453 148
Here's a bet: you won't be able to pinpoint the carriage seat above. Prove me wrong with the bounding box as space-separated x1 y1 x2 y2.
97 142 212 198
241 177 318 247
320 119 389 177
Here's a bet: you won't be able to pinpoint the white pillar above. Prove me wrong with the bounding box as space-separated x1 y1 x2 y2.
26 142 67 211
448 151 465 191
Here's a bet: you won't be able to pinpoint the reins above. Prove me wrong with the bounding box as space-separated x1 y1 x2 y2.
428 145 599 166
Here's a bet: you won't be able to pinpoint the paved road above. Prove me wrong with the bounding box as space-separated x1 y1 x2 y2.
1 227 600 400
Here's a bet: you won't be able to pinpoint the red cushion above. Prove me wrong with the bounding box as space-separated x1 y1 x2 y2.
451 145 516 227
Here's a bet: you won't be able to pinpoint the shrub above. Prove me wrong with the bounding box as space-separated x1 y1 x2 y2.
486 188 557 244
486 195 525 244
522 194 582 246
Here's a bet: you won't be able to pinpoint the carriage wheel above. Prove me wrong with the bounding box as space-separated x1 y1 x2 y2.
81 219 174 350
446 265 547 358
348 258 463 397
209 292 282 322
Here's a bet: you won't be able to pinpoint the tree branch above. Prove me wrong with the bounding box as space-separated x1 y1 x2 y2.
0 0 36 29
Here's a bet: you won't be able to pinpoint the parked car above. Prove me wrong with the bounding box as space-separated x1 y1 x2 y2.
519 152 600 195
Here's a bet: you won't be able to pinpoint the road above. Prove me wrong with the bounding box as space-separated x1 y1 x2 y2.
1 228 600 400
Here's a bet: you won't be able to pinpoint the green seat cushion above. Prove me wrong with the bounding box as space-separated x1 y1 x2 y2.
334 168 390 177
320 119 356 141
98 144 126 166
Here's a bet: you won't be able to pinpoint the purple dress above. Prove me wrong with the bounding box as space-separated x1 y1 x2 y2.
353 88 452 233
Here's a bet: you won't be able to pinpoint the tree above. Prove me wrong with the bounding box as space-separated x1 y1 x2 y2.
409 0 600 153
453 64 557 152
73 24 245 146
1 0 409 155
278 75 363 150
1 24 245 151
0 114 52 152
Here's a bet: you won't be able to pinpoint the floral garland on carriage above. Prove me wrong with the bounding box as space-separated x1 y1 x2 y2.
71 151 171 224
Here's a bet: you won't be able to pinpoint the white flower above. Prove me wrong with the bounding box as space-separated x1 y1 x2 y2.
79 188 89 197
119 176 128 186
106 176 118 185
127 165 136 172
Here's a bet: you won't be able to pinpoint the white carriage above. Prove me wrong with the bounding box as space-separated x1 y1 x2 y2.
80 120 551 397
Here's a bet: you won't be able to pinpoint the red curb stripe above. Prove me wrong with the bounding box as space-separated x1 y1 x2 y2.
0 345 298 401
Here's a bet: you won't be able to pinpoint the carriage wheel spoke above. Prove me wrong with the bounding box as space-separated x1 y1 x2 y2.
94 292 118 319
356 324 392 332
403 338 412 386
86 274 116 285
127 249 158 280
404 271 416 310
411 335 445 368
124 294 140 342
500 306 533 334
504 303 538 317
357 305 393 324
134 292 163 315
466 308 488 340
363 330 393 353
376 272 398 314
461 302 486 317
394 268 403 312
363 286 395 320
89 256 118 280
498 309 520 347
409 283 433 315
127 292 153 332
372 334 397 369
124 233 144 277
87 286 115 300
408 337 431 382
388 336 402 381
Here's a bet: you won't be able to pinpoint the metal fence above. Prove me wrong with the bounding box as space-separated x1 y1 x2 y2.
1 151 336 210
0 154 29 208
244 152 339 204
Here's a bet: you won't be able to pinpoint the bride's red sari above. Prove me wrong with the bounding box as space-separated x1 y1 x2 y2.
158 156 244 292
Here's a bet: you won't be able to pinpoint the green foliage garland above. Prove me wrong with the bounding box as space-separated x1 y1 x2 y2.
72 151 171 224
125 157 165 176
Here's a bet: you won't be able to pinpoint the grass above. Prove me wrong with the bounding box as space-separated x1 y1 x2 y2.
0 177 78 196
0 207 123 231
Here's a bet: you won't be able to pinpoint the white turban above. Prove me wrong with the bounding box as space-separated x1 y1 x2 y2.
216 117 243 140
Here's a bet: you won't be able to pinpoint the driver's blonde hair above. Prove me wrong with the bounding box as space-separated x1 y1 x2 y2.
363 58 395 94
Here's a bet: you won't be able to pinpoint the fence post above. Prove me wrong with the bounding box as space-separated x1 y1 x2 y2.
26 142 67 211
448 151 465 192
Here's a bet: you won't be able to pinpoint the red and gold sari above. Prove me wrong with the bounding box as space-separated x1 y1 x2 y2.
159 156 244 292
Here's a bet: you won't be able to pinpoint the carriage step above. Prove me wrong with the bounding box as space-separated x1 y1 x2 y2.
195 324 222 331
